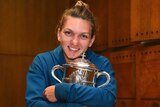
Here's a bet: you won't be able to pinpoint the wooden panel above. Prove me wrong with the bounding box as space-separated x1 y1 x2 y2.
0 0 70 55
140 100 160 107
136 45 160 99
89 0 108 51
100 51 110 58
131 0 160 42
108 0 132 48
0 54 34 107
109 48 136 98
0 0 70 107
136 45 160 107
115 99 136 107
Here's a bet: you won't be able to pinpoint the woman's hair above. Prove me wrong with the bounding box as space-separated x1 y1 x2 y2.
56 0 96 38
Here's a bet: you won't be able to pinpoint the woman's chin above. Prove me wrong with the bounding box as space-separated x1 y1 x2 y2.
67 55 80 60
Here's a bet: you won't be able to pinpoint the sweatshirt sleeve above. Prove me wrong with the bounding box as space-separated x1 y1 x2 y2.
25 55 85 107
55 59 117 107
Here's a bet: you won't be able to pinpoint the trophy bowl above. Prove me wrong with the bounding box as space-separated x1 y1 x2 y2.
51 57 110 88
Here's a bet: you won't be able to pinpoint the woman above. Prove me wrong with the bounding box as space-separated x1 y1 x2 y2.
26 1 116 107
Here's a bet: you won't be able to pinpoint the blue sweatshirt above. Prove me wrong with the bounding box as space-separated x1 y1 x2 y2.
26 46 116 107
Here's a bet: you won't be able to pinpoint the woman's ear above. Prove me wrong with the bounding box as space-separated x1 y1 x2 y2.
89 35 95 47
57 28 61 42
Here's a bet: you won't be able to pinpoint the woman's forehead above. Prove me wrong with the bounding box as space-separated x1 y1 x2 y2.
63 16 92 33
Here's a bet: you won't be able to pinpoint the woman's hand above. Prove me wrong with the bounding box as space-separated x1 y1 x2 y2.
43 85 57 102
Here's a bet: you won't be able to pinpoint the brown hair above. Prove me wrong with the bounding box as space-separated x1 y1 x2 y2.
56 0 96 38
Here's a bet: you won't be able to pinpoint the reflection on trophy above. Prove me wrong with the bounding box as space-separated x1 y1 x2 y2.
51 52 110 88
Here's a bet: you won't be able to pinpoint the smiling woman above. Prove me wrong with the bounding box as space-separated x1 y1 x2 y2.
26 1 116 107
57 16 95 60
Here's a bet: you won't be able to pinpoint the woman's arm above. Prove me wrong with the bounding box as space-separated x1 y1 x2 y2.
55 60 117 107
26 56 85 107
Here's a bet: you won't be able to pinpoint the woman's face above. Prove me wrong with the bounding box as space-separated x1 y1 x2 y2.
57 16 95 60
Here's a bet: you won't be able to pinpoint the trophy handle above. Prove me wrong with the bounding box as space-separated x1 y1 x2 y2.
96 71 111 88
51 65 64 83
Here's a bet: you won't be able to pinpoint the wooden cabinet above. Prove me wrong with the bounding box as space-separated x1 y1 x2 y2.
108 0 160 106
108 0 160 46
109 47 136 107
136 45 160 107
108 0 132 48
131 0 160 42
108 45 160 107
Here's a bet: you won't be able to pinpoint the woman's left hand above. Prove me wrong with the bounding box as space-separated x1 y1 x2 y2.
43 85 57 102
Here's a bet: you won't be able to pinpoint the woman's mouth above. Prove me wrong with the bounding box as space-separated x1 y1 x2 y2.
68 46 80 51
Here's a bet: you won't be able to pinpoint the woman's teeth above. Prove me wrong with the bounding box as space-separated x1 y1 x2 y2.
70 47 79 51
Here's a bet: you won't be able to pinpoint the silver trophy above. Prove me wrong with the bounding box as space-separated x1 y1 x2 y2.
51 53 110 88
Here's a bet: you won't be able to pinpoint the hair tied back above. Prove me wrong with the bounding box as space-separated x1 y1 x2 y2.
75 0 89 9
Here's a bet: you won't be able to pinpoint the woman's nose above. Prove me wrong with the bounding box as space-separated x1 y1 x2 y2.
71 36 79 45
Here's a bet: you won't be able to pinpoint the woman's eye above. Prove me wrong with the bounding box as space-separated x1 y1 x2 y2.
64 31 72 36
81 35 88 40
